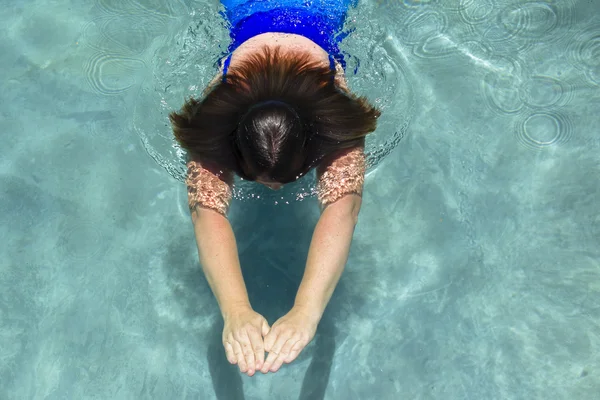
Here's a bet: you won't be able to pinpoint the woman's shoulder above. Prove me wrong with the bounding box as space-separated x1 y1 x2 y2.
188 157 234 184
317 146 365 173
316 145 366 206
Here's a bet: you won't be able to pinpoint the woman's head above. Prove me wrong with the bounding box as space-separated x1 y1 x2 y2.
170 47 380 186
235 99 307 184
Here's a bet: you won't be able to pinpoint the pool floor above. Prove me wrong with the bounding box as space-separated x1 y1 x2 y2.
1 0 599 399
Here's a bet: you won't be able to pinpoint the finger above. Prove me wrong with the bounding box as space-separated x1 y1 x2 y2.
247 326 265 370
284 340 305 364
235 331 256 375
279 335 299 362
270 337 299 372
262 330 290 373
260 330 280 373
261 334 277 373
232 341 247 373
261 348 279 374
223 341 236 364
269 329 290 356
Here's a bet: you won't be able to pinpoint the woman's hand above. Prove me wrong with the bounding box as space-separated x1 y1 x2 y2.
223 307 271 376
260 306 320 373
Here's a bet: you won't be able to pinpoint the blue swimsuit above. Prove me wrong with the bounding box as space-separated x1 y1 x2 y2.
219 0 355 78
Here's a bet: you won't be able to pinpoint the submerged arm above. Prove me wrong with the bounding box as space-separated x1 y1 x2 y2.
192 208 251 315
294 193 362 319
186 161 250 316
187 161 270 377
261 147 366 373
295 146 366 318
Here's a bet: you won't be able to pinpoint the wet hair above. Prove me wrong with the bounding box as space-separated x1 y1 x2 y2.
169 47 380 183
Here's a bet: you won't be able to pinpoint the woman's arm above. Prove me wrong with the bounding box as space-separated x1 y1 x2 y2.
187 161 269 377
260 194 363 374
190 208 251 317
295 145 366 317
294 193 361 318
260 146 365 373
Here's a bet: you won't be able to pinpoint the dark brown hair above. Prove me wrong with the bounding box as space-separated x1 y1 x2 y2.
169 47 380 183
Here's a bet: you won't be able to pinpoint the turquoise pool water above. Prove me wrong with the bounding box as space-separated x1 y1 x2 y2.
1 0 599 398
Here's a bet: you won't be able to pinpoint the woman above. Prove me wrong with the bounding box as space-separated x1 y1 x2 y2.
169 0 380 377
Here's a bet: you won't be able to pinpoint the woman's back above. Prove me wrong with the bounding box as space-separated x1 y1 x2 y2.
222 0 355 62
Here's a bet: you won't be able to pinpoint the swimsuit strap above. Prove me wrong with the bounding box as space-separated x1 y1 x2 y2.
328 53 336 83
222 53 233 83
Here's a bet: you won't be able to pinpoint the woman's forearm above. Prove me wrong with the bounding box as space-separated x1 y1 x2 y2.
192 208 251 318
294 194 362 319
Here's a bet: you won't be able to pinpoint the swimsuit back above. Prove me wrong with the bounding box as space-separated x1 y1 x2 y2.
219 0 355 80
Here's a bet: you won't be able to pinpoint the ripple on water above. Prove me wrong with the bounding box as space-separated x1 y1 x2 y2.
397 0 438 8
458 39 492 63
413 34 458 59
568 26 600 86
363 34 415 167
571 30 600 68
480 55 526 115
499 1 559 39
94 0 184 18
57 220 111 263
482 1 573 54
94 0 148 14
82 15 166 55
482 22 528 55
400 9 448 45
481 72 524 115
519 75 573 109
84 53 146 95
515 111 573 150
458 0 496 25
586 66 600 86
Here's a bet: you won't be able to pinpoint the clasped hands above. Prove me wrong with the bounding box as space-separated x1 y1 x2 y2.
222 305 320 376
